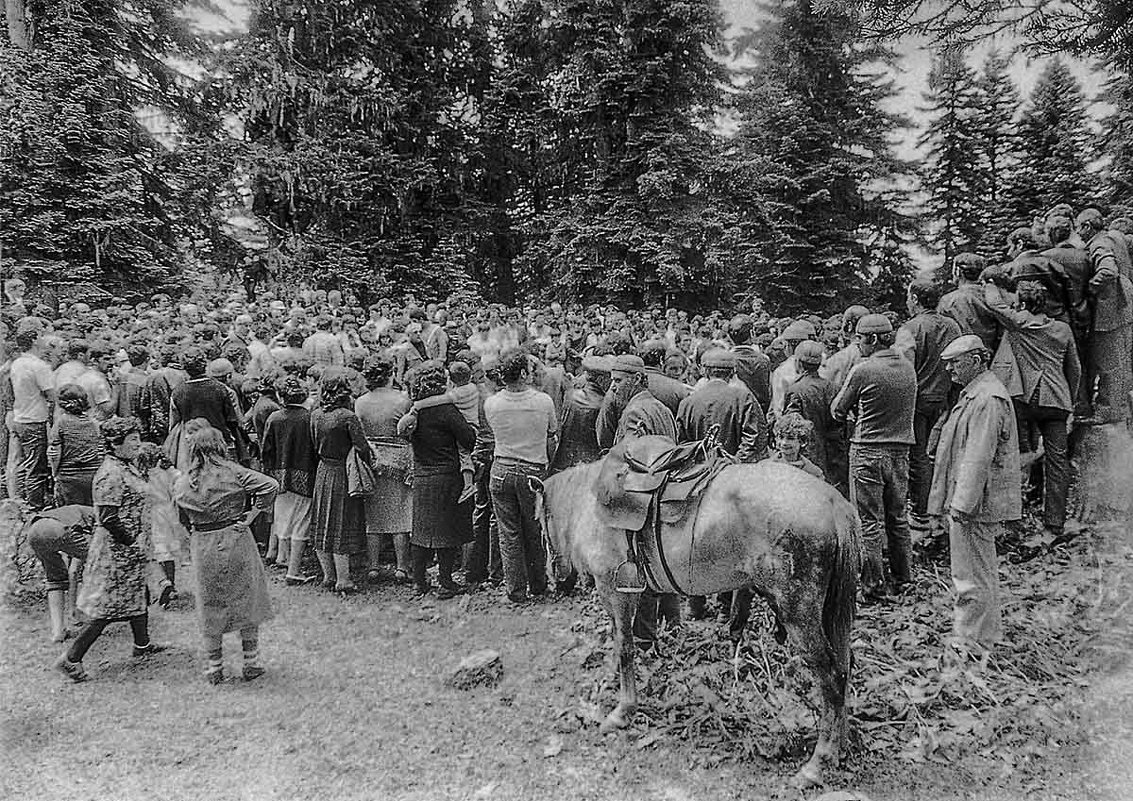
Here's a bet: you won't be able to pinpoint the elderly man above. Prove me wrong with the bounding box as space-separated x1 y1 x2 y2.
831 313 917 600
603 355 679 647
930 334 1021 653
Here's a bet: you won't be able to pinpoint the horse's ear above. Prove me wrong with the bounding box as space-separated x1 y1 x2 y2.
528 476 545 494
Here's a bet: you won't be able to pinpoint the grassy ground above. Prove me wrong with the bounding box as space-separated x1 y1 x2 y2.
2 521 1130 801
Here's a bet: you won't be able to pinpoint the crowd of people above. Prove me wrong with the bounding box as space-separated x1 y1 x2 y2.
10 202 1131 682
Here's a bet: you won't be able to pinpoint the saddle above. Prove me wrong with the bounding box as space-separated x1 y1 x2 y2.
594 434 731 593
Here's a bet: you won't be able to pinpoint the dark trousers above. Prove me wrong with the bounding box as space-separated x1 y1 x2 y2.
12 421 48 510
849 443 911 593
465 464 502 583
633 589 681 646
411 544 459 590
490 460 547 598
909 400 947 516
67 614 149 663
1014 401 1070 532
28 517 89 591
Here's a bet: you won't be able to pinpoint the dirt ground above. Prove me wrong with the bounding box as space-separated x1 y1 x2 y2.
2 525 1130 801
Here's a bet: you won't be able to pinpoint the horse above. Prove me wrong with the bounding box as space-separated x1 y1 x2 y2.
532 458 859 787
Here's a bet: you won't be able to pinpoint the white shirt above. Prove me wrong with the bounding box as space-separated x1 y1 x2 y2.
10 353 54 424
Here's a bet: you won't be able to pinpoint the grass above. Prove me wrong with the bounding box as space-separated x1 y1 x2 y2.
2 517 1130 801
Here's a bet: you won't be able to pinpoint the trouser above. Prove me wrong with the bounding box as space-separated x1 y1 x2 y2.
1013 401 1070 532
411 544 459 590
490 460 548 598
909 400 947 516
949 518 1003 649
28 518 89 591
465 464 502 583
67 613 149 663
12 421 48 511
1084 325 1133 421
849 443 912 593
633 589 681 646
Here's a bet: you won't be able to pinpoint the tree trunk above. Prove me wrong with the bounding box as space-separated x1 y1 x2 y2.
5 0 30 49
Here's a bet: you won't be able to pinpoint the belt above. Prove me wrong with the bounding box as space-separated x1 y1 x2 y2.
193 519 242 533
493 457 545 470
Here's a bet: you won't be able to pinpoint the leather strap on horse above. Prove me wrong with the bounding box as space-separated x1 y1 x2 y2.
650 478 688 596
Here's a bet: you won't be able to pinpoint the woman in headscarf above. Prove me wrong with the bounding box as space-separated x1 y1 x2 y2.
174 426 278 684
401 361 476 599
353 355 413 583
56 417 164 682
48 382 103 506
311 374 372 593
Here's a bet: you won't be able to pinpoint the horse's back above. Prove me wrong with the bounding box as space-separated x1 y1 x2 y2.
704 461 850 530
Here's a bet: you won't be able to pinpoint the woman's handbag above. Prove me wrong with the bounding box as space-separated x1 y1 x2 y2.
347 448 377 497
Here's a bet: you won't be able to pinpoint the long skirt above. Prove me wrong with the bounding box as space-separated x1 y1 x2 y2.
273 492 313 541
411 471 472 550
312 458 366 554
77 527 147 620
192 524 273 641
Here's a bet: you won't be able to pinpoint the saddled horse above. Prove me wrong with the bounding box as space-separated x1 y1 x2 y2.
533 457 859 787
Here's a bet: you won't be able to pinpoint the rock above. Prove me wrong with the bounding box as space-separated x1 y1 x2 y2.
448 649 503 690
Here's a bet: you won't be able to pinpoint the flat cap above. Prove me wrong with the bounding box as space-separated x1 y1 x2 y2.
781 319 818 341
940 334 987 360
610 354 647 375
855 313 893 335
794 340 825 366
701 348 736 369
581 355 614 373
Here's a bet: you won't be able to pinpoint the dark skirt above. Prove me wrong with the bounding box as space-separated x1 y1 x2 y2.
56 470 96 506
411 471 472 549
312 458 366 554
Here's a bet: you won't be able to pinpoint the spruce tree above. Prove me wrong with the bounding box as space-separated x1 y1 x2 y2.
973 50 1020 260
917 46 984 274
1007 58 1095 227
724 0 914 314
1098 70 1133 215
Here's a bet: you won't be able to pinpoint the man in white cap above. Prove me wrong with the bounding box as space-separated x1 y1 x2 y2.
929 334 1020 653
770 319 818 416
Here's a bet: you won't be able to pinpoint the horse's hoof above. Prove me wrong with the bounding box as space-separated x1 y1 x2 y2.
789 764 822 790
599 712 628 734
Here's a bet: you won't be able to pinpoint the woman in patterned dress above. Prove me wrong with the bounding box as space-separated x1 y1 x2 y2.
55 417 165 682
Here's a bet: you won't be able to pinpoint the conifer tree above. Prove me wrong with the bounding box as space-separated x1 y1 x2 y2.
724 0 914 313
973 50 1020 259
918 46 984 273
1007 59 1095 226
1097 70 1133 215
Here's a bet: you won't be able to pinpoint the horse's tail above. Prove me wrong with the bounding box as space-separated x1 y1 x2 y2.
823 498 860 693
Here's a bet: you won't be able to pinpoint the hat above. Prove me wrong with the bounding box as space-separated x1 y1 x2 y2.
842 305 870 328
855 313 893 335
610 355 647 376
701 348 736 369
794 340 825 366
781 320 817 341
940 334 987 361
581 355 614 373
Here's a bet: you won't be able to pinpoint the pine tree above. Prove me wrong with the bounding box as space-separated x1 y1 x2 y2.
972 49 1020 260
0 1 216 293
1007 58 1095 227
1097 69 1133 216
918 46 984 274
723 0 914 314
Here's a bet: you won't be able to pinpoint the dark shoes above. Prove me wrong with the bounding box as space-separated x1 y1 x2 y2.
242 665 266 682
285 574 317 586
132 642 170 658
206 669 224 686
55 655 88 683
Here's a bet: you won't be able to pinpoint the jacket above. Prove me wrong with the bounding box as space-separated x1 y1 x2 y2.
928 370 1021 522
1085 229 1133 332
612 390 678 445
895 311 962 404
731 345 771 412
676 379 767 462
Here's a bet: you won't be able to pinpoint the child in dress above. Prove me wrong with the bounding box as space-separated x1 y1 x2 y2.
767 412 825 480
137 442 188 607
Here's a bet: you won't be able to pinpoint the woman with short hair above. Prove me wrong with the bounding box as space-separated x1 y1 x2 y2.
311 374 373 593
48 383 103 506
56 417 164 682
174 426 278 684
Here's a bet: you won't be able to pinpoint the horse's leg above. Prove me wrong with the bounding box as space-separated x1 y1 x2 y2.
781 600 844 788
596 577 640 733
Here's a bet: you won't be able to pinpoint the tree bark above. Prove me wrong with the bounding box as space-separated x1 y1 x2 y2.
5 0 30 49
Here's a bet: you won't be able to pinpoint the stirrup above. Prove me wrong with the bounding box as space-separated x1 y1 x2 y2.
614 559 646 594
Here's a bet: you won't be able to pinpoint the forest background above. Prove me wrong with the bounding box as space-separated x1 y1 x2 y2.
2 0 1133 315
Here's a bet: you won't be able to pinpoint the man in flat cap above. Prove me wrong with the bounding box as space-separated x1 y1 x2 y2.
770 319 818 417
784 340 842 490
551 355 611 473
819 305 869 391
930 334 1020 653
638 339 690 417
832 313 917 601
